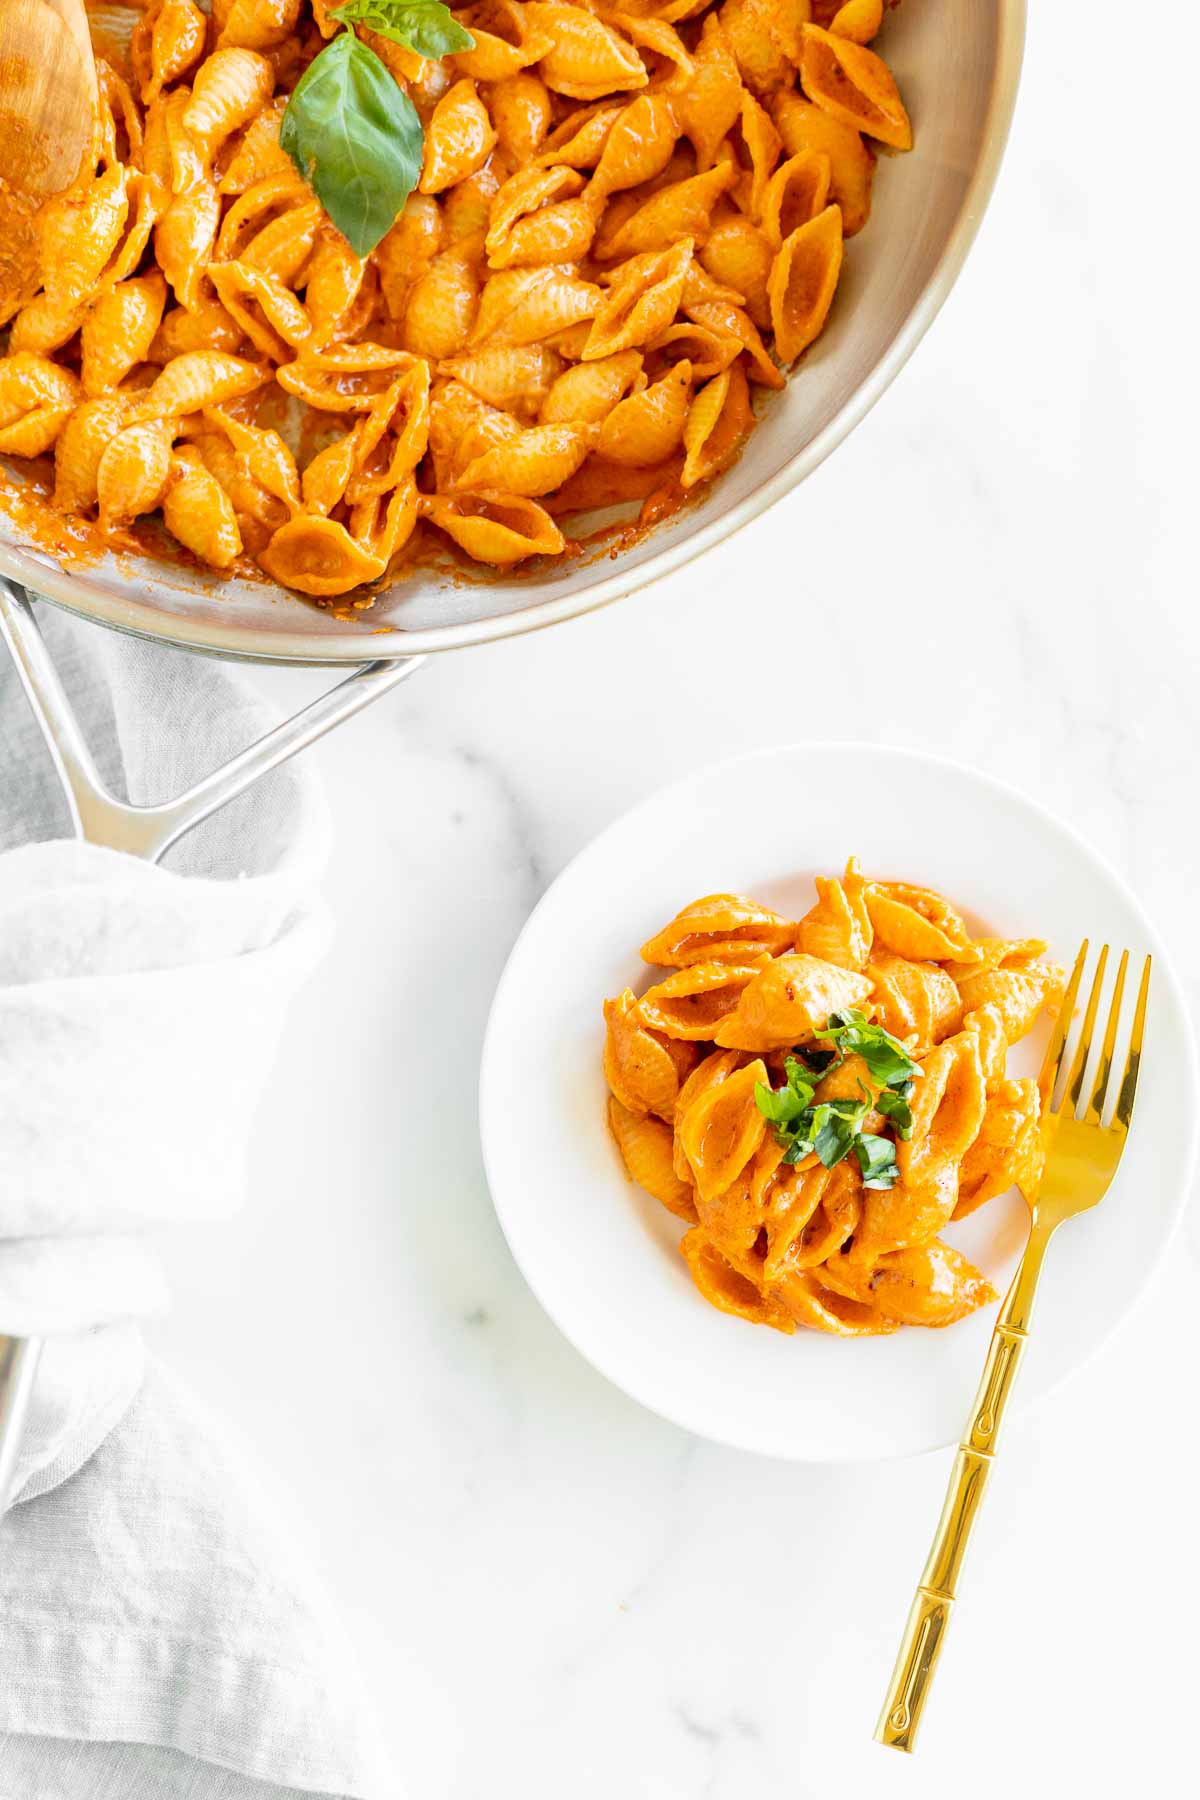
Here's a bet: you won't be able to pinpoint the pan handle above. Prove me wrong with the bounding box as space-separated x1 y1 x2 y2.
0 579 424 1511
0 581 425 862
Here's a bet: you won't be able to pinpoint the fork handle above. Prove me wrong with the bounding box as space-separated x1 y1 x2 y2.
875 1220 1054 1752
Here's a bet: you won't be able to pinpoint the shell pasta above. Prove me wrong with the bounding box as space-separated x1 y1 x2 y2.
604 865 1066 1337
0 0 913 601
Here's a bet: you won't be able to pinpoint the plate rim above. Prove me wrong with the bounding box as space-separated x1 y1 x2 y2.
479 741 1199 1461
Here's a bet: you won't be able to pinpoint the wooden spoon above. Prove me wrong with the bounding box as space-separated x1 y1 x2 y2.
0 0 97 323
0 0 97 198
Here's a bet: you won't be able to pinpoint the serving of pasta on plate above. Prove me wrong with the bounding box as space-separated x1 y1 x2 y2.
603 863 1066 1338
0 0 912 601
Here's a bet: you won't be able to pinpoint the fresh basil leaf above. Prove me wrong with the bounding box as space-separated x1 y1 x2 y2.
280 32 424 256
812 1008 919 1090
782 1136 814 1165
823 1097 868 1119
755 1082 808 1128
875 1090 913 1139
331 0 475 58
811 1104 857 1169
855 1133 899 1188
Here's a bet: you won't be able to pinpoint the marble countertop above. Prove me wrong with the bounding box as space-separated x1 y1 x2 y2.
151 8 1198 1795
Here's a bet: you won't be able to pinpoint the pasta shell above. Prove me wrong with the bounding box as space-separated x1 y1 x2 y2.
641 892 795 967
539 350 642 423
404 247 481 359
486 172 596 269
132 349 268 420
680 1230 796 1333
0 353 82 456
470 265 601 347
148 298 245 362
142 0 206 104
183 48 275 163
209 260 313 362
771 91 874 235
155 182 222 310
638 959 768 1041
865 879 979 964
216 99 292 194
867 949 963 1054
680 361 753 489
584 241 692 360
673 14 742 170
737 89 783 218
420 80 498 194
259 514 385 595
646 323 741 382
422 491 565 563
609 1097 698 1223
719 0 793 93
525 5 647 100
96 420 175 530
865 1242 995 1327
760 150 832 249
597 362 691 464
80 274 167 396
798 24 912 150
698 217 773 328
276 345 416 412
603 989 687 1118
768 203 843 362
772 1266 895 1335
589 92 679 198
217 0 302 53
54 395 135 511
601 164 737 260
954 1077 1042 1219
671 1048 742 1180
677 1058 768 1203
487 70 553 163
829 0 883 45
682 287 782 388
204 407 302 513
772 1158 862 1274
537 101 624 172
40 167 130 311
953 961 1065 1047
161 446 243 568
454 421 596 497
712 953 874 1052
442 345 563 417
793 865 872 970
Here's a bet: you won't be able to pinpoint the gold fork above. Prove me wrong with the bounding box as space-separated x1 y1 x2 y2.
875 940 1150 1753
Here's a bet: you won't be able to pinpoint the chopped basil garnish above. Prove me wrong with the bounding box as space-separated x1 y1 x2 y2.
754 1010 918 1184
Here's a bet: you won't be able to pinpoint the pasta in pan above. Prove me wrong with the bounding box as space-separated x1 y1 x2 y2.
0 0 912 601
604 864 1065 1337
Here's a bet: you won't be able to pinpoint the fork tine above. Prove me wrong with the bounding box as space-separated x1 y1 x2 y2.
1039 939 1088 1105
1113 954 1151 1132
1083 948 1128 1126
1061 944 1108 1117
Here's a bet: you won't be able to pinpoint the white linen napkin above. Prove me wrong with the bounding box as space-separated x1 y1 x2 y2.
0 606 387 1799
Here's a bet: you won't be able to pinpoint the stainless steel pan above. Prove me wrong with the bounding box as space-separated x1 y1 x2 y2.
0 0 1024 1507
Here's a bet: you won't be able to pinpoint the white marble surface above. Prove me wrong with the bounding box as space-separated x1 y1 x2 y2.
150 7 1199 1795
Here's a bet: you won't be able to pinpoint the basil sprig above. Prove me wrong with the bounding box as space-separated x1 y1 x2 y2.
753 1013 921 1191
281 5 474 256
331 0 475 58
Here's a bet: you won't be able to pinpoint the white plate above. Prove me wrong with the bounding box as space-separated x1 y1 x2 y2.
479 746 1197 1461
